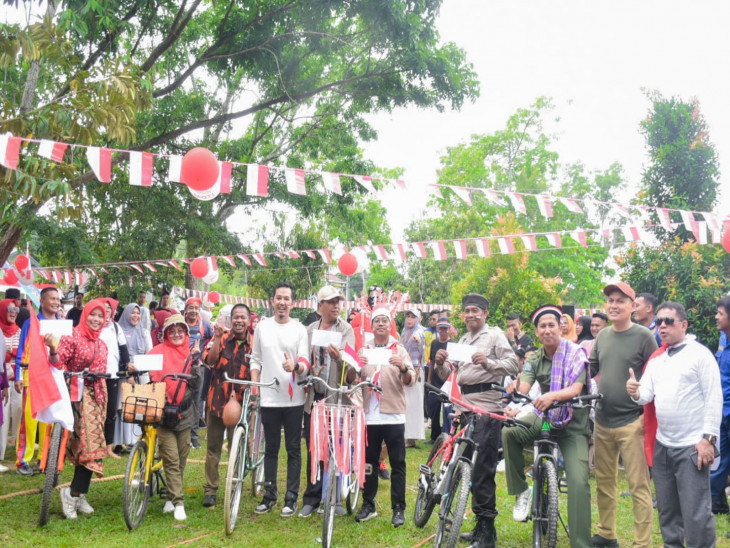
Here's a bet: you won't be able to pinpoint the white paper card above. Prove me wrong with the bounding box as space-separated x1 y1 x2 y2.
446 342 476 363
132 354 163 372
363 348 391 365
39 319 73 338
311 329 343 348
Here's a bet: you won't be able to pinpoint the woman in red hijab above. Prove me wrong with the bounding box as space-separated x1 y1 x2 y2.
148 314 201 521
49 299 109 519
0 299 20 471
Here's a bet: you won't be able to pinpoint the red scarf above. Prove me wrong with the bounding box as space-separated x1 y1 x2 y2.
99 297 119 324
149 329 191 405
75 299 106 342
0 298 19 338
642 343 667 467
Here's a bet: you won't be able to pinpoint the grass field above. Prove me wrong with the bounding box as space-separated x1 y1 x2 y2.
1 428 729 547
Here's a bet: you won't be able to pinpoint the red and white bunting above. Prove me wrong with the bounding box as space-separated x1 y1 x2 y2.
252 254 267 267
656 208 674 232
394 244 407 261
302 250 317 260
411 242 427 259
374 245 389 261
694 220 708 245
317 249 332 264
394 179 406 190
220 256 236 268
497 237 514 255
274 252 287 259
545 233 562 248
169 260 183 271
285 168 307 195
287 250 301 259
621 226 641 242
710 225 722 244
701 212 722 232
679 210 696 232
216 161 232 194
476 238 491 258
37 140 68 163
451 187 472 206
481 188 504 205
352 175 376 193
129 151 154 186
322 172 342 195
569 230 588 247
537 195 554 219
142 262 157 272
614 204 634 220
520 235 537 252
130 264 145 274
86 146 112 183
507 193 527 215
601 228 613 241
246 164 269 197
167 155 182 182
237 254 252 266
453 240 468 260
430 241 447 261
0 134 21 169
559 197 583 214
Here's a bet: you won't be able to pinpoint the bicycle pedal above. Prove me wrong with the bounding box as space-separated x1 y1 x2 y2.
418 464 432 478
558 476 569 494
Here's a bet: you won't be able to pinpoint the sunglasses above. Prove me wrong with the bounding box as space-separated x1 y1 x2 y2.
655 317 676 326
7 306 19 313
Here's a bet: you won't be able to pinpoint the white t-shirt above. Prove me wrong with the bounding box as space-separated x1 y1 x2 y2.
364 365 405 425
101 322 128 376
250 317 309 408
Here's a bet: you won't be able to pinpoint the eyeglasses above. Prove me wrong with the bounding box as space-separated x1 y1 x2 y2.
655 317 676 326
167 328 186 335
7 306 19 313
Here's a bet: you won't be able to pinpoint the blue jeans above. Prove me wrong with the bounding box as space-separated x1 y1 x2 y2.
710 414 730 498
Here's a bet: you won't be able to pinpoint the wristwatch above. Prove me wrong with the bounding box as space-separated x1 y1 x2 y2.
703 434 717 445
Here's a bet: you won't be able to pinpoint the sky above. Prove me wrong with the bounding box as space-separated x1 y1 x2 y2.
365 0 730 239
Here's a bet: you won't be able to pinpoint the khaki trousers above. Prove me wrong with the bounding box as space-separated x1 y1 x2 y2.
594 418 653 547
158 426 191 506
203 414 233 496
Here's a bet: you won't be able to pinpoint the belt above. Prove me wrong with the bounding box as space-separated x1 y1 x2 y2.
461 383 499 395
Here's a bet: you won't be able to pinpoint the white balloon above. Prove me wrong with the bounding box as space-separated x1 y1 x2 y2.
203 269 219 285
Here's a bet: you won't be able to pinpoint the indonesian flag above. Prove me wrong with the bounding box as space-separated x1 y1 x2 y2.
545 233 562 248
520 235 537 252
440 367 462 401
394 179 406 190
287 250 301 259
38 140 68 163
237 254 252 266
570 230 588 247
142 262 157 272
476 239 491 258
87 146 112 183
481 188 503 205
453 240 467 260
679 210 696 232
374 245 389 261
317 249 332 264
430 241 447 261
411 242 427 259
657 208 674 232
693 220 708 244
394 244 407 261
507 192 527 215
29 312 74 430
220 255 236 267
130 264 145 274
215 161 232 194
352 175 376 193
167 155 183 182
0 133 22 169
302 250 317 259
169 260 183 271
451 187 472 206
621 226 641 242
69 375 84 402
497 237 514 255
537 195 554 218
323 172 342 195
560 197 584 214
252 253 267 267
342 343 362 372
246 164 269 197
129 151 154 186
285 168 307 195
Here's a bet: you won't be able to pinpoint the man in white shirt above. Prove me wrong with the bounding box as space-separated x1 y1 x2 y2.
627 301 721 547
250 283 310 518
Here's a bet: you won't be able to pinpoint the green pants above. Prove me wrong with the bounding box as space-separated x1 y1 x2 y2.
502 413 592 548
158 426 192 506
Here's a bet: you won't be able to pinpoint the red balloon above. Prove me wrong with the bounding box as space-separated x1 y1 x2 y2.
180 147 220 191
190 257 209 279
338 252 358 277
4 269 18 285
208 291 220 304
14 254 28 270
723 221 730 253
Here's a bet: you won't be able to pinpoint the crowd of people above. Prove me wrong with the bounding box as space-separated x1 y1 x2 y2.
0 280 729 548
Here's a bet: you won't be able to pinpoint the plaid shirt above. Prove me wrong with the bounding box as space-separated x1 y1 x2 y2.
205 331 251 418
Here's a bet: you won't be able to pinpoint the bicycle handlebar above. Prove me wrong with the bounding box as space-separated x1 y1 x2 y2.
64 369 112 380
223 373 280 388
510 391 603 409
298 376 382 394
162 373 192 381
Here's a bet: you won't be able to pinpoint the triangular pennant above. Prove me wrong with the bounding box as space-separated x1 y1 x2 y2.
476 238 491 258
430 241 447 261
0 134 21 169
394 244 407 261
497 237 514 254
559 197 584 214
520 235 537 252
411 242 427 259
142 263 157 272
537 195 554 219
86 146 112 183
317 249 332 264
657 208 674 232
507 193 527 215
323 172 342 195
352 175 376 193
37 140 68 163
374 245 389 261
285 168 307 195
569 230 587 247
545 233 562 248
451 187 472 206
453 240 468 260
252 253 267 266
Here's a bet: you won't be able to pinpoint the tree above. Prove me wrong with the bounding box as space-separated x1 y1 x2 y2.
0 0 479 266
639 91 720 242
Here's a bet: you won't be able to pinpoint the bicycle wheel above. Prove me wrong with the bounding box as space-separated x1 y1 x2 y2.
344 469 360 515
434 459 472 548
533 459 559 548
39 424 63 526
414 431 449 527
123 440 150 530
250 408 265 497
224 425 248 535
321 454 337 548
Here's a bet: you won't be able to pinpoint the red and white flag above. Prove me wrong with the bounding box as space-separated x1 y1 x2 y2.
374 245 389 261
252 253 267 267
452 187 472 206
142 263 157 272
507 192 527 215
453 240 468 260
393 179 406 190
481 188 504 205
285 168 307 195
430 241 447 261
656 208 674 232
537 195 554 219
167 155 183 182
130 264 145 274
342 343 363 372
129 151 154 186
169 260 183 271
569 230 587 247
87 146 112 183
287 250 301 259
497 237 514 255
303 250 317 259
394 244 407 261
317 249 332 264
0 133 21 169
440 367 462 401
352 175 376 193
621 226 641 242
679 210 696 232
37 140 68 163
692 220 708 244
560 197 584 214
411 242 427 259
545 233 562 248
220 255 236 268
476 239 491 258
236 254 252 266
322 172 342 195
520 235 537 252
246 164 269 197
217 161 232 194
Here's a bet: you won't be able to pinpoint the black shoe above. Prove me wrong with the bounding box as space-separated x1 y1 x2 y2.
378 466 390 481
460 525 476 543
392 509 405 528
198 419 206 428
203 494 216 507
591 534 619 547
467 517 495 548
712 493 729 514
355 501 377 522
191 440 202 450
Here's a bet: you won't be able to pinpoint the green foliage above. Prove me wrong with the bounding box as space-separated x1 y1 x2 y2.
619 240 730 350
639 91 720 242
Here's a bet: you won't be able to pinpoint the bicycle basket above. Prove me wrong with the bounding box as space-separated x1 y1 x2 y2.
122 382 166 424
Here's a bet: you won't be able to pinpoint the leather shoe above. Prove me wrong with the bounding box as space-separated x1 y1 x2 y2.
392 508 405 528
203 494 216 507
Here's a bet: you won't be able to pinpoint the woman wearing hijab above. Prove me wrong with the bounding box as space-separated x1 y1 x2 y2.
400 307 426 447
148 314 202 521
575 316 593 345
115 303 154 449
560 314 578 342
151 308 171 346
99 298 129 459
0 299 22 469
51 299 109 519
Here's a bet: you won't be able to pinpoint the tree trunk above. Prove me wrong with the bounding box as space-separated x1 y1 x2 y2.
0 223 25 265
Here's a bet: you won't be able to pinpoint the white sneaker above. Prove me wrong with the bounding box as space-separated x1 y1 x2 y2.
0 464 9 473
163 500 175 514
496 459 506 472
513 487 532 522
76 494 95 514
60 487 78 519
173 504 187 521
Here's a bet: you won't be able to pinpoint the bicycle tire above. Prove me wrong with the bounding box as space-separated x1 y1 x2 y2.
224 425 247 535
533 459 559 548
123 440 150 530
38 424 63 526
321 453 337 548
345 469 360 515
434 459 472 548
250 408 265 497
414 432 449 528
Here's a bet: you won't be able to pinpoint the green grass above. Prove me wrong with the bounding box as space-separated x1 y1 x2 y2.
1 430 730 547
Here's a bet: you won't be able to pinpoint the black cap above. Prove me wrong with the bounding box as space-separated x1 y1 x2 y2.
462 294 489 310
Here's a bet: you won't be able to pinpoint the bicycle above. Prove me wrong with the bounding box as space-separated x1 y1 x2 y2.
38 368 112 526
222 373 280 535
416 382 526 548
508 391 602 548
122 372 191 530
303 376 379 548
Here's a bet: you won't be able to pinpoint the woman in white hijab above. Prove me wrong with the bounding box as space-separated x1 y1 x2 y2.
400 307 426 446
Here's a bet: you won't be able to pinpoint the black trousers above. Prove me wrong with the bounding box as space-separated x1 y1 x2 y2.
70 465 93 494
103 378 119 445
426 392 443 441
261 405 303 506
364 423 406 511
468 413 502 518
